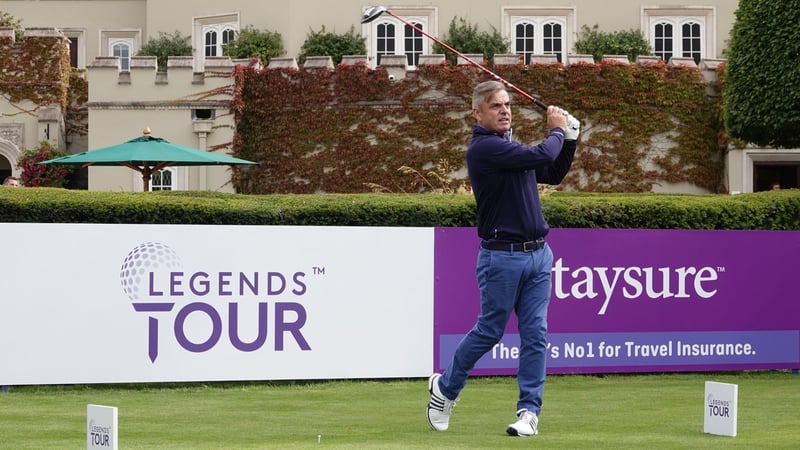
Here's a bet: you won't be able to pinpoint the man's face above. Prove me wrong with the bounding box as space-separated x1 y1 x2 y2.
473 89 511 134
5 179 19 187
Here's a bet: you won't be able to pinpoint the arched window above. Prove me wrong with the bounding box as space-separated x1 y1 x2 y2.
511 17 566 63
204 30 218 57
372 17 428 67
150 168 176 191
653 21 674 62
221 29 236 55
110 40 132 70
515 22 535 64
376 22 396 65
645 8 713 65
404 21 424 66
681 21 702 64
101 31 139 72
194 13 240 71
364 7 434 69
203 24 237 57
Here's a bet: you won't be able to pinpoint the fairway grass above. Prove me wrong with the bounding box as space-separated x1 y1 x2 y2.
1 371 797 449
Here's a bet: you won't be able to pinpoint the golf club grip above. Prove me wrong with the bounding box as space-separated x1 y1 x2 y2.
507 83 549 111
532 98 549 111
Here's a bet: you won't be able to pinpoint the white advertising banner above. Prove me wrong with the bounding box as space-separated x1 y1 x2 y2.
0 224 434 385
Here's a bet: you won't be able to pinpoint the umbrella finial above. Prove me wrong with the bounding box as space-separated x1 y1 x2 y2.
143 127 152 136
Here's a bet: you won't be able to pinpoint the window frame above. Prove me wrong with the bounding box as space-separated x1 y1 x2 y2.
99 29 141 71
193 12 240 72
60 28 86 69
202 23 237 57
149 167 177 192
110 40 132 70
510 16 567 64
642 7 716 65
502 7 575 64
362 7 436 68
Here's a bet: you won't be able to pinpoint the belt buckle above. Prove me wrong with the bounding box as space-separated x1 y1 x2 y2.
523 238 544 252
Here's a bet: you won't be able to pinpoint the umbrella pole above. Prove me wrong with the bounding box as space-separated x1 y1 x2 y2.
120 161 151 192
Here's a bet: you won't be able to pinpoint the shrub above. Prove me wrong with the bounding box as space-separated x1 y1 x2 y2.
0 10 24 41
433 17 509 65
724 0 800 148
16 142 73 187
223 25 285 64
298 26 366 65
574 24 652 62
137 31 192 72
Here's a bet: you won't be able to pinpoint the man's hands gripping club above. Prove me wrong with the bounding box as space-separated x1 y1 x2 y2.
546 106 581 141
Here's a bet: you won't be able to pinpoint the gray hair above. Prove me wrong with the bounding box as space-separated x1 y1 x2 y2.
472 80 506 109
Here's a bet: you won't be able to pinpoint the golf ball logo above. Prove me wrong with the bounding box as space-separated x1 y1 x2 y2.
120 242 182 300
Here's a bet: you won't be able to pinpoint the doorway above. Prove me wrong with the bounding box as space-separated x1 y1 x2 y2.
0 155 12 182
753 163 799 191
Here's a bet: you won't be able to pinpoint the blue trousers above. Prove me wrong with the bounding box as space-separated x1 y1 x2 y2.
439 244 553 414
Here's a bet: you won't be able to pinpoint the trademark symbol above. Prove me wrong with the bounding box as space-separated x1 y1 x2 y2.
717 266 725 273
313 266 326 275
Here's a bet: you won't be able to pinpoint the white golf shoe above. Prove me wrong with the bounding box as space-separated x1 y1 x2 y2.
426 373 457 431
506 408 538 436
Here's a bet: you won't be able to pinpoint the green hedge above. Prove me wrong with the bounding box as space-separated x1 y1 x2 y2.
725 0 800 148
0 188 798 230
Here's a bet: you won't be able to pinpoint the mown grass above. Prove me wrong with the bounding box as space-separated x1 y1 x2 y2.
0 372 797 449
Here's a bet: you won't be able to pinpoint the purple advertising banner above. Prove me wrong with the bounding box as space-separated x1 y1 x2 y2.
434 228 800 374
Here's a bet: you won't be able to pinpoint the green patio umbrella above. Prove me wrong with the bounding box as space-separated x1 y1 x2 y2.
40 129 258 191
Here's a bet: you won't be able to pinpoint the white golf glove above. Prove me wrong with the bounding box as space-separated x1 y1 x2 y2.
565 114 580 141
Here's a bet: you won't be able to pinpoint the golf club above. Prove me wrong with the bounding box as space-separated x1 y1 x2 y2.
361 5 549 111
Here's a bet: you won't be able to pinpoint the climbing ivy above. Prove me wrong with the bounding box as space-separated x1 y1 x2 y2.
1 31 725 194
232 59 726 194
0 32 70 112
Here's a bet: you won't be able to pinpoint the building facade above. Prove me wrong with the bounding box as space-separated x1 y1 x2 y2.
1 0 796 192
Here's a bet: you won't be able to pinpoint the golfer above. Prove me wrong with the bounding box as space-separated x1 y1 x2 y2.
427 80 580 436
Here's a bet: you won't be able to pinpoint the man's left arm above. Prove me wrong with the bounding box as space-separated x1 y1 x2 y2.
536 140 576 184
536 114 579 184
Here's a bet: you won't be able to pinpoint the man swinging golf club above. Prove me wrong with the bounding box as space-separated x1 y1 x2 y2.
427 81 580 436
361 5 580 436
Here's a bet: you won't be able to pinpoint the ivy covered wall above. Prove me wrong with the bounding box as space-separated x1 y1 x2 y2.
2 28 726 195
232 58 727 194
0 28 70 112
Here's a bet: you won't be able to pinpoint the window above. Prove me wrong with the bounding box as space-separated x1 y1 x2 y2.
193 13 240 71
68 38 79 68
650 18 703 64
363 7 436 68
404 21 424 66
754 163 799 191
643 7 715 65
111 41 131 70
503 8 574 64
192 109 215 120
100 30 140 71
511 17 565 63
375 22 396 65
730 148 800 193
203 24 237 57
150 168 176 191
60 28 85 69
374 18 425 66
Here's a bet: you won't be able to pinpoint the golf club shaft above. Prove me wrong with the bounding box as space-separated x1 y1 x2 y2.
384 10 549 111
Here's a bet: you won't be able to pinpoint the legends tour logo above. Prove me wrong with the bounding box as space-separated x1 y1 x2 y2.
120 242 312 363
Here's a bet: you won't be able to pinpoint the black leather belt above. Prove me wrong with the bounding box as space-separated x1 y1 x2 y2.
481 238 546 252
